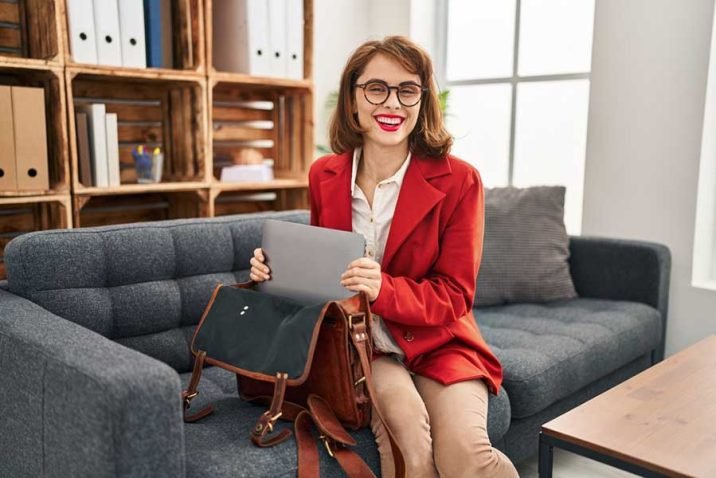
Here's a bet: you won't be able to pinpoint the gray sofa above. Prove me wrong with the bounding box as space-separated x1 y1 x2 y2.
0 210 670 477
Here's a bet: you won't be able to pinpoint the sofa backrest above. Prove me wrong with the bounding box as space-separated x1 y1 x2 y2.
4 210 310 373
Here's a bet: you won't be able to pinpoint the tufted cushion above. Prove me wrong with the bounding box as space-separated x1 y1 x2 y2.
179 366 512 478
476 186 577 307
4 211 310 373
478 297 662 418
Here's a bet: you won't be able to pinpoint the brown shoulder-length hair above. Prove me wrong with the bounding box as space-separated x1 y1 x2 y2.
329 36 453 159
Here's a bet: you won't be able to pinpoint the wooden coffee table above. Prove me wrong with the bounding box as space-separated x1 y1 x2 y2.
539 335 716 477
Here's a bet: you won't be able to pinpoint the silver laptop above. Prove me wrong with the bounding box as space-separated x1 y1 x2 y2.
256 219 366 304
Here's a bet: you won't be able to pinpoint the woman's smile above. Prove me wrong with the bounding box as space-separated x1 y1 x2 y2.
374 114 405 132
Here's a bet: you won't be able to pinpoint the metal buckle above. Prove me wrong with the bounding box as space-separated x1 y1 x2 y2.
184 391 198 407
263 411 283 433
320 435 335 458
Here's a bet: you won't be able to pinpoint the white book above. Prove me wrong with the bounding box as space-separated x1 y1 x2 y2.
268 0 287 77
286 0 304 80
78 103 109 188
220 163 274 183
105 113 121 187
213 0 270 76
66 0 99 64
92 0 123 66
117 0 147 68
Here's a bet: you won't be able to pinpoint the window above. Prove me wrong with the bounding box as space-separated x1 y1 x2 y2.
440 0 595 234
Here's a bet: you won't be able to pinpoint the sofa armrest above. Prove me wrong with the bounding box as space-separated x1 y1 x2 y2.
0 289 185 478
568 236 671 361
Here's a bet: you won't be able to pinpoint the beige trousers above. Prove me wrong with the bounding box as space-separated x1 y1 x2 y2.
370 356 519 478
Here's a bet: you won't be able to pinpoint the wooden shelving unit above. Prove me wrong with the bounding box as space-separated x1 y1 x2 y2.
0 0 314 277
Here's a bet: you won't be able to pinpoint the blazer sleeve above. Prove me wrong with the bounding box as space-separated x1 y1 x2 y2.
371 169 484 327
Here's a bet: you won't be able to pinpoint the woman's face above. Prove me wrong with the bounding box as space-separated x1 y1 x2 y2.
352 53 423 152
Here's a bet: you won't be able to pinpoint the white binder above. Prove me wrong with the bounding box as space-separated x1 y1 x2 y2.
213 0 270 76
117 0 147 68
66 0 99 64
268 0 287 78
105 113 121 187
286 0 304 80
92 0 123 66
79 103 109 188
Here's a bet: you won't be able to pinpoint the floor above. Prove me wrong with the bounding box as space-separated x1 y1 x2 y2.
516 448 637 477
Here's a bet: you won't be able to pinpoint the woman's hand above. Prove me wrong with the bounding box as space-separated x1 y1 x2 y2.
341 257 382 302
249 248 271 282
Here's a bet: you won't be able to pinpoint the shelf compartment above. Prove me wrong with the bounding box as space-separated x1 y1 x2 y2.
205 0 313 81
0 65 69 196
61 0 205 72
0 0 62 64
0 194 72 279
67 70 208 190
211 80 313 185
210 185 308 218
72 189 210 228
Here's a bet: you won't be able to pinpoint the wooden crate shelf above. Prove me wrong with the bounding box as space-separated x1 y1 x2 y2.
72 189 210 228
211 81 313 183
0 65 69 196
60 0 205 73
0 194 71 278
205 0 313 82
0 0 314 279
67 71 209 190
0 0 63 64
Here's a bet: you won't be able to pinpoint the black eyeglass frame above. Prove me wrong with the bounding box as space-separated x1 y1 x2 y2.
354 79 429 107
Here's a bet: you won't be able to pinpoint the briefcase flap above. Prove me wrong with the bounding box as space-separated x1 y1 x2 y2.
190 284 329 383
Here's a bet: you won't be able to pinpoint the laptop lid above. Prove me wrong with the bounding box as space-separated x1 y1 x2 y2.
256 219 366 304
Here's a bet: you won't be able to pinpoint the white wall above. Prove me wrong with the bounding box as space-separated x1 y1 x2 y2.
582 0 716 355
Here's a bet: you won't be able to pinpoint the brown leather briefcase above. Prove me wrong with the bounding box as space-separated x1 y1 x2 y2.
181 281 405 478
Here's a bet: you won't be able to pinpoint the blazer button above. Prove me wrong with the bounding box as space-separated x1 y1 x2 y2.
403 331 414 342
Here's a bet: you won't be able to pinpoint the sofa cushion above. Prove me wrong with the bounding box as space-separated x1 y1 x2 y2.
4 211 309 373
476 186 577 307
478 297 662 418
180 366 512 478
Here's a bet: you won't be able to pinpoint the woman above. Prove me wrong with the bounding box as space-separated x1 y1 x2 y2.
250 36 518 478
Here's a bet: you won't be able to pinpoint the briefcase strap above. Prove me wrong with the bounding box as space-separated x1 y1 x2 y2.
182 350 215 423
349 317 407 478
294 315 406 478
251 372 293 448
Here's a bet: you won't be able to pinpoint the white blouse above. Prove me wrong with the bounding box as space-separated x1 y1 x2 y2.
351 147 410 358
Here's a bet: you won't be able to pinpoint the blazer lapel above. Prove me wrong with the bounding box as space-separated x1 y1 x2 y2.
382 155 450 270
317 151 353 232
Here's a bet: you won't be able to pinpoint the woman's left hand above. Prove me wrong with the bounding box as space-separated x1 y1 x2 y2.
341 257 382 302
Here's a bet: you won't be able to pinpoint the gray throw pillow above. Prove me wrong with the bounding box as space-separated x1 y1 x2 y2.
475 186 577 307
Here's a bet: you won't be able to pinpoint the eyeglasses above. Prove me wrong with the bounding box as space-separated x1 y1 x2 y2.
354 80 428 107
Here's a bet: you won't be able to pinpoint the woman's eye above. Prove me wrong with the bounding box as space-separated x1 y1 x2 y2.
368 86 387 93
400 87 420 96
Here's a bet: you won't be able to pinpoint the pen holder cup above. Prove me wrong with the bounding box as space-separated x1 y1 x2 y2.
134 153 164 184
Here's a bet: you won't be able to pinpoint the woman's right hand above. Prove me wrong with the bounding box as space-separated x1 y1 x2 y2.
249 248 271 282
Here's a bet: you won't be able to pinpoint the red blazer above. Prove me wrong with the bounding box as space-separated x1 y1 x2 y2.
308 151 503 393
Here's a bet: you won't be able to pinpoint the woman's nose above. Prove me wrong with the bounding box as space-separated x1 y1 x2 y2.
384 89 401 109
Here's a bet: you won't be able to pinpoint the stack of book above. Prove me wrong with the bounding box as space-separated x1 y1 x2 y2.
66 0 176 68
213 0 304 79
75 104 121 188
